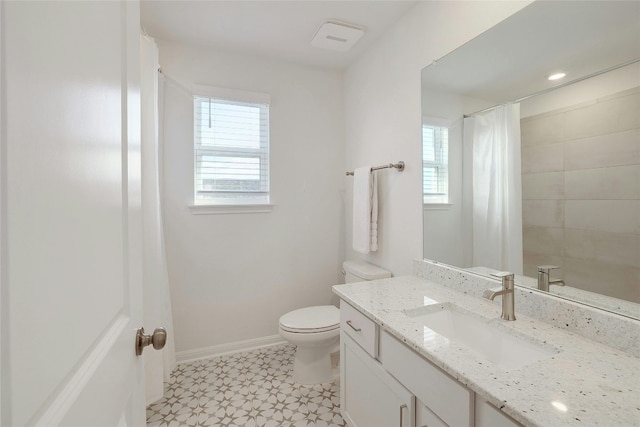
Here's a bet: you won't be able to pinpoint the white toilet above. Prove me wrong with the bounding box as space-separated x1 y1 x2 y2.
278 260 391 384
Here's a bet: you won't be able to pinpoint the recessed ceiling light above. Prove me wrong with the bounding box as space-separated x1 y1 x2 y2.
311 21 365 52
548 72 567 81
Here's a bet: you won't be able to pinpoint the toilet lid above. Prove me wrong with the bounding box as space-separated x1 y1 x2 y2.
279 305 340 333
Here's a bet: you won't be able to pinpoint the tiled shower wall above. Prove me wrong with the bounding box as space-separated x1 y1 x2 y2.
520 87 640 303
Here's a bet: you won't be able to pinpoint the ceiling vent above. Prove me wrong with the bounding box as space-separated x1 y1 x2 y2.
311 21 365 52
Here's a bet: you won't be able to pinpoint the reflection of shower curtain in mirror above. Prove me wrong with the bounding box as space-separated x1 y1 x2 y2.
468 103 523 275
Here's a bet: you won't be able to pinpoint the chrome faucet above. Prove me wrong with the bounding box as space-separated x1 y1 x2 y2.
483 272 516 321
537 265 565 291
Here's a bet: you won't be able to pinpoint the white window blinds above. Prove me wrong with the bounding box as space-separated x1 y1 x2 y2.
194 95 270 204
423 124 449 204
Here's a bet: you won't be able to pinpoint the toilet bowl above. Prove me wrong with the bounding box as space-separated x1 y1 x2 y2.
278 260 392 384
279 305 340 384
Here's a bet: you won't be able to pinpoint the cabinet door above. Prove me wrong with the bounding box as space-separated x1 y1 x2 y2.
380 331 473 427
416 400 448 427
341 332 415 427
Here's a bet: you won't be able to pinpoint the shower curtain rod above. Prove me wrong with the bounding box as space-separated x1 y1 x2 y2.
158 68 192 96
463 58 640 118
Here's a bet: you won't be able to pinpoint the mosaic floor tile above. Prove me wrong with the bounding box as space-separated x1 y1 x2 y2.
147 344 345 427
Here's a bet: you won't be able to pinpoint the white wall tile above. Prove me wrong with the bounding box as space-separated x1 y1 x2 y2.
564 129 640 171
565 229 640 268
521 86 639 309
564 257 640 303
565 200 640 234
564 165 639 200
522 200 564 228
520 113 565 146
522 142 564 174
523 226 564 256
522 172 564 199
564 90 640 140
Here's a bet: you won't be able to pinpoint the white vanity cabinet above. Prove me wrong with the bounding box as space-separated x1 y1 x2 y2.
341 332 415 427
339 301 523 427
340 301 414 427
416 401 448 427
380 330 474 427
340 300 379 358
475 397 521 427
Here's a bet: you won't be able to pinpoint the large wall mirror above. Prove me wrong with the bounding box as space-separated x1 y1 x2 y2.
421 1 639 319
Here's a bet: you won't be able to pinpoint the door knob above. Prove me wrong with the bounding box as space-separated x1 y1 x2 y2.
135 327 167 356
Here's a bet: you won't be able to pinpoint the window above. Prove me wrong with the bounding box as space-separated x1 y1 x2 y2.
193 89 270 206
423 123 449 204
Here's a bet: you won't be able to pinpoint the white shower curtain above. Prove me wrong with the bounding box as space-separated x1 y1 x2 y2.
469 103 523 275
141 34 176 404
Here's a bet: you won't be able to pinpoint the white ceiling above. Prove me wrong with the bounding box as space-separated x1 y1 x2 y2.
141 1 417 70
421 1 640 104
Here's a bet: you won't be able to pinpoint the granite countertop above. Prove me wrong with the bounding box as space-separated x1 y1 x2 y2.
466 265 640 319
333 276 640 427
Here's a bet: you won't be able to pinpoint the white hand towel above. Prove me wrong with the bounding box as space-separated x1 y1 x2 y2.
370 171 378 251
353 167 378 254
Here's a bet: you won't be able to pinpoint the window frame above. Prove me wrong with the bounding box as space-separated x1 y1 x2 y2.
422 117 451 206
190 85 272 214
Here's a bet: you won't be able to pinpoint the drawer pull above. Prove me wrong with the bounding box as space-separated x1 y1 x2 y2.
346 320 362 332
399 404 407 426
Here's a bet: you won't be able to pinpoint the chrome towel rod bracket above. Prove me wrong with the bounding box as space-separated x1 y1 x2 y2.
346 161 405 176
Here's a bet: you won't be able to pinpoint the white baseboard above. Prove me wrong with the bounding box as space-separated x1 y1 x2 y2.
176 334 287 364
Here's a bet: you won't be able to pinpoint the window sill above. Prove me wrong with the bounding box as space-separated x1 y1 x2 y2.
188 204 275 215
423 203 453 211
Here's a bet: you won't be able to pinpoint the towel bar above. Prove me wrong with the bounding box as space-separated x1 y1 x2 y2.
346 161 404 176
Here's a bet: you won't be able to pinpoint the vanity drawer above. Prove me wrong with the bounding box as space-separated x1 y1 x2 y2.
380 330 474 427
475 397 522 427
340 301 378 358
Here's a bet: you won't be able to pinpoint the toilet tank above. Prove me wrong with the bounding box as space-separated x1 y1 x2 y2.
343 260 392 283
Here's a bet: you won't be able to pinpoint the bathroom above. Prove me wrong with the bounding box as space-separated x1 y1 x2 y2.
1 1 638 426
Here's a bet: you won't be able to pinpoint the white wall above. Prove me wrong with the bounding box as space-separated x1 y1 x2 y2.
344 1 532 275
159 1 534 353
158 40 345 353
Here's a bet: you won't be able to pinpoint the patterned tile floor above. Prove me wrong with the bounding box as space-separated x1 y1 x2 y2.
146 344 346 427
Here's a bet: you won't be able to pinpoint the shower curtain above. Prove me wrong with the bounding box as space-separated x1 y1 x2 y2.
468 103 523 275
141 34 176 404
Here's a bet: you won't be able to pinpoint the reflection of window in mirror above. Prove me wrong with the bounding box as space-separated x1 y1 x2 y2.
422 119 449 205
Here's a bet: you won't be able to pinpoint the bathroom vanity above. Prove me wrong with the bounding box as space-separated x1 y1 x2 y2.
333 262 640 427
339 296 520 427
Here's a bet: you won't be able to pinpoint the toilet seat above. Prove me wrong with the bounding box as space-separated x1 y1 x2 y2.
279 305 339 333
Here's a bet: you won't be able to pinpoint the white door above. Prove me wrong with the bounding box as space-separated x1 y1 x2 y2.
1 1 147 426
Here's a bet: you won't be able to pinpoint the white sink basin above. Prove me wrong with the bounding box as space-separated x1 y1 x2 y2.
404 303 558 370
